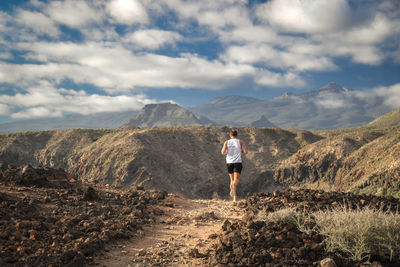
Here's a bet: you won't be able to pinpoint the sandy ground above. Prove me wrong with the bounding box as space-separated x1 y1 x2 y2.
94 194 243 266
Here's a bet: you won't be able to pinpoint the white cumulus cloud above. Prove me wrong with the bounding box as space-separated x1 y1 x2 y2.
125 29 182 49
372 83 400 109
255 70 306 88
0 81 156 119
0 104 10 115
6 41 306 91
12 107 62 119
107 0 148 25
223 44 338 72
314 94 347 109
16 10 59 37
46 0 101 28
257 0 351 34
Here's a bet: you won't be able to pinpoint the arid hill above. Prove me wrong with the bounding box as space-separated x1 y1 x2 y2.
0 127 321 198
0 108 399 198
275 108 400 197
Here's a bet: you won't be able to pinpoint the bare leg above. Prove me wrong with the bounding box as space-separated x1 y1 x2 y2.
229 173 234 197
232 172 240 202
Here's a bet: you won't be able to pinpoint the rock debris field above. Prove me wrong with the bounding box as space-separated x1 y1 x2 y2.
0 162 167 266
1 162 400 266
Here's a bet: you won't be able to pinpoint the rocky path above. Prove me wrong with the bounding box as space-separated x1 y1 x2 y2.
95 194 243 266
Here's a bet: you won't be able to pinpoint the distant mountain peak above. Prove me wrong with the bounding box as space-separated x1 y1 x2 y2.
126 102 215 128
319 82 349 93
142 102 177 110
249 115 276 128
300 82 350 99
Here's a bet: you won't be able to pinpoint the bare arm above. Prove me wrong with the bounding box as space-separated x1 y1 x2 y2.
240 141 248 154
221 141 228 155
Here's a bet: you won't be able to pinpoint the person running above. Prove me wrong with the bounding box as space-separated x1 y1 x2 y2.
221 129 248 202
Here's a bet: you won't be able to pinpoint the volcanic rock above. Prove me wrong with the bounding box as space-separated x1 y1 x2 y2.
0 162 165 266
320 257 337 267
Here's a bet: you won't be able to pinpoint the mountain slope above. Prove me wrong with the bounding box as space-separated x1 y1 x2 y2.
367 108 400 128
192 82 393 130
250 115 276 127
0 127 321 198
299 81 350 99
274 110 400 196
126 103 215 128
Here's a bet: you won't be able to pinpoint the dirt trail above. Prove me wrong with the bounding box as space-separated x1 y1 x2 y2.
95 194 244 266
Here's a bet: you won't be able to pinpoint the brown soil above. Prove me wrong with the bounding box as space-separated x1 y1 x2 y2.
95 194 243 266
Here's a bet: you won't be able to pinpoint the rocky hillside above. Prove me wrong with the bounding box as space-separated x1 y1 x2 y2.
0 127 321 198
274 109 400 197
0 108 399 198
367 108 400 128
125 103 214 128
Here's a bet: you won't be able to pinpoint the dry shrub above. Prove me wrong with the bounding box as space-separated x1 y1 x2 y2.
256 207 297 224
313 207 400 262
257 208 315 234
258 206 400 263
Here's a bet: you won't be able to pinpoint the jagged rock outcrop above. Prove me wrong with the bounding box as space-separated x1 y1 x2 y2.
0 161 72 188
125 103 215 128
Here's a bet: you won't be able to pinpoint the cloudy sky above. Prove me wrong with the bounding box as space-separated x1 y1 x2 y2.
0 0 399 123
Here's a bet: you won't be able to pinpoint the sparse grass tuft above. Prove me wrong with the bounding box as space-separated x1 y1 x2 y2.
314 206 400 262
256 207 297 224
257 206 400 263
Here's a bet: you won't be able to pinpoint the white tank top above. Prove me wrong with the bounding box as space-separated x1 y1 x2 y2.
226 138 242 163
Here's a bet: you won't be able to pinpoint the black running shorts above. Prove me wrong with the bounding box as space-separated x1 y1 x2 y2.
227 163 243 174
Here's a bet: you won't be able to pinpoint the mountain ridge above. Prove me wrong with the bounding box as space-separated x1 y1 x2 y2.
125 102 215 128
299 81 350 99
0 82 397 132
0 108 399 198
191 82 392 129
